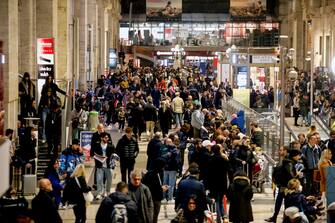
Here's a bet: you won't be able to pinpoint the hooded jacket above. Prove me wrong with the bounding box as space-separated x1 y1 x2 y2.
227 176 254 222
95 191 139 223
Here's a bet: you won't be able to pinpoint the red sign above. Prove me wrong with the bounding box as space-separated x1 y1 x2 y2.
37 38 54 65
37 38 54 54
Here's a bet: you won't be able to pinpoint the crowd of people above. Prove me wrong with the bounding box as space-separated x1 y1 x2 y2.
1 62 335 223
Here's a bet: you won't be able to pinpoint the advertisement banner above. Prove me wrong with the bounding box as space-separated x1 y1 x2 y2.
80 131 94 160
230 0 266 17
37 38 54 79
109 48 117 69
146 0 182 21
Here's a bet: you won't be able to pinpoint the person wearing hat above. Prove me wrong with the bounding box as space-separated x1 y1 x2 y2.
283 206 305 223
175 163 206 222
59 139 83 179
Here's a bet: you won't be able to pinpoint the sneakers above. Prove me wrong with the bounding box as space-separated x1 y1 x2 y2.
264 216 276 222
96 194 102 200
58 204 67 210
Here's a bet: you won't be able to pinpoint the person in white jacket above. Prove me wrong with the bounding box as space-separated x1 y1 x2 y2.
191 104 204 138
171 92 184 129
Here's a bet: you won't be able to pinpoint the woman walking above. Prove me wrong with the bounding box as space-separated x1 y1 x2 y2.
63 164 91 223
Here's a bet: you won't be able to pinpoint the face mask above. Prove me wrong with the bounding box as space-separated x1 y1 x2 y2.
298 185 303 193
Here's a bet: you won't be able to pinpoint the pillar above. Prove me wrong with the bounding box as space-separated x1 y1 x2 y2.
19 0 37 78
0 0 19 131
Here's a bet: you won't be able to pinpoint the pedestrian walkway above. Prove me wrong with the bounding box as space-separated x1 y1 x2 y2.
58 127 281 223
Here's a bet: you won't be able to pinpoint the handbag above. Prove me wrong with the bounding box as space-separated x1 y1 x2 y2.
74 177 94 203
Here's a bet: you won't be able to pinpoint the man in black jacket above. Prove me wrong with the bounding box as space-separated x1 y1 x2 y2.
93 132 117 200
146 132 163 171
32 179 62 223
175 164 206 223
116 127 139 183
143 96 157 140
96 181 138 223
142 158 169 223
90 124 111 189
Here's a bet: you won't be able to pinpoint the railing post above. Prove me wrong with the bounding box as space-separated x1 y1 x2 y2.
266 131 270 148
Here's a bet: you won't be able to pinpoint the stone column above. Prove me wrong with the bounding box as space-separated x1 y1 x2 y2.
53 0 69 81
0 0 19 131
19 0 37 78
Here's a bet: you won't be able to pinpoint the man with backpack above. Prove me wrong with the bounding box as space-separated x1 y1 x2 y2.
95 181 139 223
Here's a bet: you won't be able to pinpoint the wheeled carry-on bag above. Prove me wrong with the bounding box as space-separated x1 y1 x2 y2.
22 167 36 195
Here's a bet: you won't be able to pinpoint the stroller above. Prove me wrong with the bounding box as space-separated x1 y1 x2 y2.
252 151 268 193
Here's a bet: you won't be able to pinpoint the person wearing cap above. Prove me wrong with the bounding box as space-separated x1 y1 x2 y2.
171 92 184 129
175 163 206 222
59 139 83 179
283 206 305 223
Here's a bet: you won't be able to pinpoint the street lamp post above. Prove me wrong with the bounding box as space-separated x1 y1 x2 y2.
279 47 286 147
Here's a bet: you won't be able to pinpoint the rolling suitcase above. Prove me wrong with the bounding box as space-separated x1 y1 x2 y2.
22 167 36 195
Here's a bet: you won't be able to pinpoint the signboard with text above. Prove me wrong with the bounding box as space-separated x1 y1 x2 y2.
37 38 54 78
80 131 94 160
146 0 182 21
230 0 266 17
250 55 274 64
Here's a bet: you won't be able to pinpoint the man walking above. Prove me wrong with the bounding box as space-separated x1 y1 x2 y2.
143 96 157 140
171 92 184 129
116 127 139 183
128 170 154 223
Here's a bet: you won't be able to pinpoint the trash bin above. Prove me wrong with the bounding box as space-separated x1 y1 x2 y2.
88 111 99 131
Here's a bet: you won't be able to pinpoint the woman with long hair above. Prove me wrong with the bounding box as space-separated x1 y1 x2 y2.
171 194 202 223
45 158 65 207
318 149 332 205
63 164 91 223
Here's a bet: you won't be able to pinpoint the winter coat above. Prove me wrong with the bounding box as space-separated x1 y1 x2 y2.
158 107 173 134
95 191 139 223
31 190 63 223
251 128 264 147
208 153 229 197
175 175 206 215
45 168 63 206
116 135 139 161
284 192 317 215
146 138 163 171
92 142 116 168
142 170 165 201
63 176 91 205
128 183 154 223
59 147 83 175
143 103 157 122
191 109 204 130
227 176 254 222
90 131 112 157
160 144 181 171
301 144 321 170
172 96 184 114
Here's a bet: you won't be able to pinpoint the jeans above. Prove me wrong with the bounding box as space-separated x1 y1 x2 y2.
73 202 86 223
163 170 177 201
174 113 183 128
215 194 225 222
146 121 155 139
96 167 113 195
41 108 50 140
